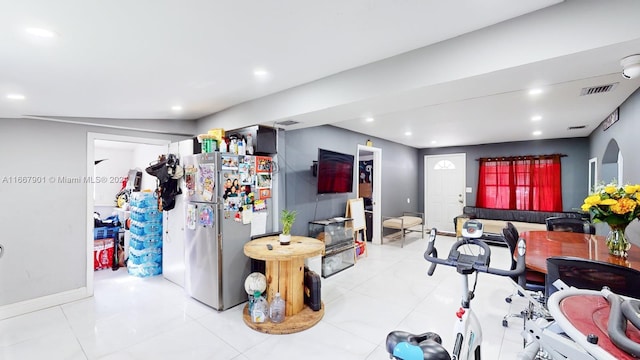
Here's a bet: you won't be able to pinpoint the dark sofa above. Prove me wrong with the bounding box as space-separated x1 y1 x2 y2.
454 206 589 246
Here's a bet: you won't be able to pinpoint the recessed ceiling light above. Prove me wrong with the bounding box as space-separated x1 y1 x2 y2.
6 94 26 100
171 105 183 111
25 27 56 38
253 69 269 77
531 115 542 121
529 88 543 95
365 117 374 122
404 131 412 136
533 130 542 136
431 140 437 144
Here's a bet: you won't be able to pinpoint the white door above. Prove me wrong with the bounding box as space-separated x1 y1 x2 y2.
162 139 193 288
424 154 466 233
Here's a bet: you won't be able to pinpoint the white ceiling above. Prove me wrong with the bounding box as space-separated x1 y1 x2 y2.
2 0 640 148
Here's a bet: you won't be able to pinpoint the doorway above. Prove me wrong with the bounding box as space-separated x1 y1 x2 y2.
424 153 466 233
356 145 382 244
86 133 170 294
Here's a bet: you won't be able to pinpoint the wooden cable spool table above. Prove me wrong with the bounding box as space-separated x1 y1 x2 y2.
243 235 325 334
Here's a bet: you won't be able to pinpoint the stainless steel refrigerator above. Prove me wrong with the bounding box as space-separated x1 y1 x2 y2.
183 152 272 310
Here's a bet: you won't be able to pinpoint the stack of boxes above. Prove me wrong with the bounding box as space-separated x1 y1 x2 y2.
93 226 118 270
128 192 163 277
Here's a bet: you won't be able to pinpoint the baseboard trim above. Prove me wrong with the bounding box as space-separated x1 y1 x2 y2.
0 287 91 320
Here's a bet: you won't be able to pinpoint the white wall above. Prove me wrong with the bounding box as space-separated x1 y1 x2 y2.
0 117 193 318
94 146 134 206
132 144 168 191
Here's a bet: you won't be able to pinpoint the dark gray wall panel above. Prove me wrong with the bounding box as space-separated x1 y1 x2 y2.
282 125 419 236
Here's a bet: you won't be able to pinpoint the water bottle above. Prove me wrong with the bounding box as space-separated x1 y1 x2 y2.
237 138 246 156
251 291 268 323
269 292 285 323
230 139 238 154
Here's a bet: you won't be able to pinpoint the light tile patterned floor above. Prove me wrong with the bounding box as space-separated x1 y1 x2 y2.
0 233 529 359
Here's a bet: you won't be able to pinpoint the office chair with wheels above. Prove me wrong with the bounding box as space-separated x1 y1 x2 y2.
545 216 595 234
545 256 640 300
502 222 547 327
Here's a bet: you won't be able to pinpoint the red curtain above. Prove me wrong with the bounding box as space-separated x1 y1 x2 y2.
477 155 562 211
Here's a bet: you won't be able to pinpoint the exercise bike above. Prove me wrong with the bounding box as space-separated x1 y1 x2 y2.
517 280 640 360
386 220 527 360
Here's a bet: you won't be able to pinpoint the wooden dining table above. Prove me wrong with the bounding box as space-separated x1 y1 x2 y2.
519 230 640 273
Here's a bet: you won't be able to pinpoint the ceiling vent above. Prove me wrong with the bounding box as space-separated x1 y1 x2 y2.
568 125 587 130
580 83 618 96
275 120 299 126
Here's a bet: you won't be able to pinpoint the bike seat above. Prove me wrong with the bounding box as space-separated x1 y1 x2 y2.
386 331 451 360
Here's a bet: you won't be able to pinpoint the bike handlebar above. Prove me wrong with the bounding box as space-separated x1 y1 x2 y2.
424 228 526 278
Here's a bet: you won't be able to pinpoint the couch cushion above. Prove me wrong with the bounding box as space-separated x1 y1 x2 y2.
383 216 422 229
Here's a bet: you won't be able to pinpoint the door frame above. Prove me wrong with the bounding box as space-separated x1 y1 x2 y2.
356 144 382 244
423 153 466 233
86 133 170 295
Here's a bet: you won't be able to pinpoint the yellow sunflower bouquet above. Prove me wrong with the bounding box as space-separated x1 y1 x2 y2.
581 182 640 257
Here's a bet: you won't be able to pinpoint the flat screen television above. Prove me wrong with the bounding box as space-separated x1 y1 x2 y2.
316 148 354 194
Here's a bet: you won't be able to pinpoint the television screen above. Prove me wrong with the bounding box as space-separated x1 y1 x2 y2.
317 148 354 194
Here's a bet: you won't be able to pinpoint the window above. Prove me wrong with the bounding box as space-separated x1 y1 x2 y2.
476 155 563 211
434 160 455 170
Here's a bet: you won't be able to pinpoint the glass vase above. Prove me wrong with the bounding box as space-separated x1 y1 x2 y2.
606 223 631 258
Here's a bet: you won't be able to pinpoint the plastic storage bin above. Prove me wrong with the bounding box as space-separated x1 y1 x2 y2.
94 226 120 240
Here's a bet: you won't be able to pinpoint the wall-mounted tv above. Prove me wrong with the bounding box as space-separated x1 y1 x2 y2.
317 148 354 194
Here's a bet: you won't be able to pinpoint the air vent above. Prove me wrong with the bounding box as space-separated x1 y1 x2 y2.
568 125 587 130
275 120 299 126
580 83 618 96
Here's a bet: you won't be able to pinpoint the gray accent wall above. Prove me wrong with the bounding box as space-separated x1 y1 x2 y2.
589 88 640 184
0 117 194 307
419 138 590 212
281 125 419 236
590 87 640 241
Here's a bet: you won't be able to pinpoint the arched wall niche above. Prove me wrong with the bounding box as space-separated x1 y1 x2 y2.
601 139 622 184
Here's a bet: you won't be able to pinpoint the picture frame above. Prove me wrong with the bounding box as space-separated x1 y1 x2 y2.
257 173 272 188
602 108 619 131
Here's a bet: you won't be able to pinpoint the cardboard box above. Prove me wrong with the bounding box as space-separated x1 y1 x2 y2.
94 238 114 270
359 183 372 198
207 128 225 142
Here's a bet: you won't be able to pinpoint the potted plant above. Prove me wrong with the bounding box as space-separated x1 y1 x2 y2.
279 209 296 245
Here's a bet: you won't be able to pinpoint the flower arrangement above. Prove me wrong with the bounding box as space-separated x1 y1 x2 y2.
581 183 640 224
581 182 640 257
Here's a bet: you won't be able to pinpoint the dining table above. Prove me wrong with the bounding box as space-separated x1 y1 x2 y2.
519 230 640 273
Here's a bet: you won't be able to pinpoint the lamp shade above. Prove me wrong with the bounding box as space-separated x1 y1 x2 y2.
621 54 640 79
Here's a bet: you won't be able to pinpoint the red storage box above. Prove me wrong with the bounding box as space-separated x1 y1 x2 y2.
94 238 114 270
